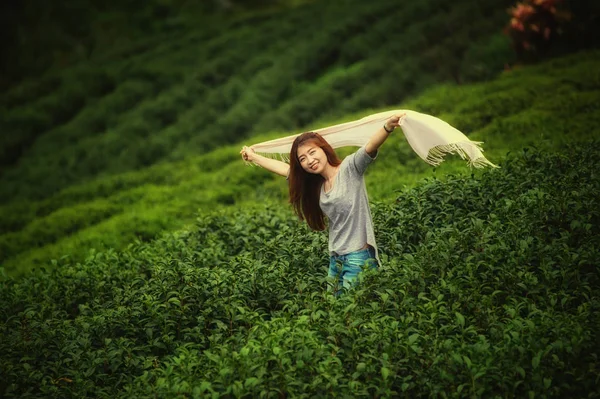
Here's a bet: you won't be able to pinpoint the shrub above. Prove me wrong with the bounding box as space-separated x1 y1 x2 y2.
0 201 123 262
504 0 572 61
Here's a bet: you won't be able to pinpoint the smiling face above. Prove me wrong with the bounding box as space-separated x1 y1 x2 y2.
297 142 328 174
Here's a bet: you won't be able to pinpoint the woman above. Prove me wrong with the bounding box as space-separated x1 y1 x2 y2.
241 114 405 295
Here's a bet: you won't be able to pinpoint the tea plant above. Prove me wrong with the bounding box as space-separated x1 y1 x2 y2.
1 142 598 397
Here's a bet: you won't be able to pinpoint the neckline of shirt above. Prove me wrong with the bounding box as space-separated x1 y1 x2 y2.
322 163 344 196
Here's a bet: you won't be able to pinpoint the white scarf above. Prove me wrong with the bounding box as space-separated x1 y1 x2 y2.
249 109 497 168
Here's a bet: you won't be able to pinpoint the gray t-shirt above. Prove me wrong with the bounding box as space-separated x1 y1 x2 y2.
319 145 378 258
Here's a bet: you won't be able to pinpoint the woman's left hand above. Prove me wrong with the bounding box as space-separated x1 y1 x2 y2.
384 113 406 132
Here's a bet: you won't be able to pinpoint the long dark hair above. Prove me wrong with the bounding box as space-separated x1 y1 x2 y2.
289 132 341 231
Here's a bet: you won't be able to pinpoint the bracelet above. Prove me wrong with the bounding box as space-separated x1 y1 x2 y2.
383 124 393 133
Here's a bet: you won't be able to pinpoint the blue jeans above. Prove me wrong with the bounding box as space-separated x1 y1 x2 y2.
328 246 378 296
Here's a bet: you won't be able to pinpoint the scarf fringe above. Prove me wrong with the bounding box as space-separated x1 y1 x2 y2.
469 156 498 168
425 141 499 168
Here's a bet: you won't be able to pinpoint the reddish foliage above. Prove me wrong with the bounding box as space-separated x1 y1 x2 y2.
504 0 572 60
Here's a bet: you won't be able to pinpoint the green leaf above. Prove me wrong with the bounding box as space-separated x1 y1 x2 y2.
344 303 357 313
455 312 465 328
204 351 220 363
451 353 463 365
463 355 472 368
245 377 259 388
408 334 419 345
381 367 390 380
532 352 542 369
199 381 212 392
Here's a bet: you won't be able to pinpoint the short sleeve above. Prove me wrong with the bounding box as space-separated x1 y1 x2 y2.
350 145 377 175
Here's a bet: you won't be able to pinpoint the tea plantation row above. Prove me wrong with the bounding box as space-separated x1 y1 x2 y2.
2 49 599 276
0 0 516 202
1 142 598 397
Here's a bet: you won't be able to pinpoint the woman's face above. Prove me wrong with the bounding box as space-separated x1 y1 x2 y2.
297 143 328 174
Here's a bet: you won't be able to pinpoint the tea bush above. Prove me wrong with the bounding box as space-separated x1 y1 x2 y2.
0 199 123 260
1 142 598 397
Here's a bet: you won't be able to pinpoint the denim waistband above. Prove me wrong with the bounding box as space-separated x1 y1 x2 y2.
331 246 375 260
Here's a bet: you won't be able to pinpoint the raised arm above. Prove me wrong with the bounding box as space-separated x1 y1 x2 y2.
241 146 290 178
365 113 406 157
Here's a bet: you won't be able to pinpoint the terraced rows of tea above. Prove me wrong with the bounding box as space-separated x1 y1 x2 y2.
2 45 600 276
0 0 524 274
1 0 599 396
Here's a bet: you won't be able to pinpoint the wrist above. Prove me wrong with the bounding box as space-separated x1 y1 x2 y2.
383 124 393 133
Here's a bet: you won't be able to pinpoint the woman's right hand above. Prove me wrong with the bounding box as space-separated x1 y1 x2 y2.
240 146 255 162
240 146 290 177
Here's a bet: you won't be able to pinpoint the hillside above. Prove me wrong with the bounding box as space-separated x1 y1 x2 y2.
1 48 599 276
1 137 598 397
1 0 599 396
1 0 517 200
4 0 600 276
